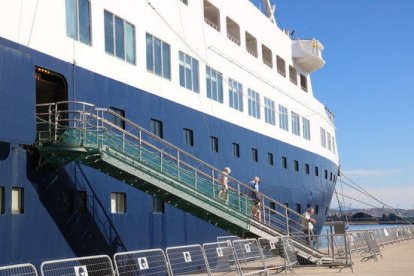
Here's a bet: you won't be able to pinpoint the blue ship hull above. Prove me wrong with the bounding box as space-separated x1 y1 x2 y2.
0 37 337 267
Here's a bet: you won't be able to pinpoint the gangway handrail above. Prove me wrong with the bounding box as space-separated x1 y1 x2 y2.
35 101 315 246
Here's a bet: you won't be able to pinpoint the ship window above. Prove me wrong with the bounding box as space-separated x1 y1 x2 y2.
291 111 300 136
150 119 163 139
0 187 4 214
203 0 220 31
245 32 258 57
325 206 329 215
284 203 290 214
270 202 276 211
294 160 299 171
300 74 308 92
104 10 136 64
262 44 273 68
183 128 194 146
210 136 219 153
296 203 301 214
267 153 274 166
226 17 240 45
146 33 171 79
289 65 297 85
11 187 24 215
65 0 91 45
248 89 260 119
305 163 310 174
330 172 333 181
180 0 188 5
315 166 319 176
153 197 165 214
251 148 258 162
264 97 275 125
179 51 199 93
63 190 74 214
307 204 311 209
276 56 286 77
324 170 328 179
78 191 87 214
278 105 289 131
109 107 125 130
320 128 327 148
302 118 311 140
332 136 336 154
315 205 319 215
282 156 287 169
228 79 243 112
232 143 240 158
206 66 223 103
327 132 332 151
111 192 126 214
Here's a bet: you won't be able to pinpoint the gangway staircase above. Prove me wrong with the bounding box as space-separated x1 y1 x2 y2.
35 101 327 264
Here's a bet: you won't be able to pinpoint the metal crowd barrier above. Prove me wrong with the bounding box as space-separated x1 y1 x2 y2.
0 264 38 276
114 249 169 275
40 255 114 276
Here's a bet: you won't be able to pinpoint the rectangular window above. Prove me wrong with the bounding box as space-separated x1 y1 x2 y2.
146 33 171 79
11 187 24 214
153 197 165 214
327 132 332 151
305 164 310 174
228 79 243 112
300 74 308 92
264 97 275 125
302 118 311 140
324 170 328 179
289 65 297 85
206 66 223 103
63 190 74 214
183 128 194 146
325 206 329 215
330 172 333 181
276 55 286 77
332 136 336 154
315 205 319 215
267 153 274 166
278 105 289 131
104 10 136 64
307 204 311 209
78 191 87 214
111 192 126 214
109 107 125 130
251 148 258 162
296 203 301 214
248 89 260 119
0 187 4 214
282 156 287 169
294 160 299 171
179 51 199 92
210 136 219 153
315 166 319 176
66 0 91 45
150 119 163 138
320 127 327 148
232 143 240 158
291 111 300 136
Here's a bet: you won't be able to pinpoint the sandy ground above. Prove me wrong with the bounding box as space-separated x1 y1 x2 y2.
295 239 414 275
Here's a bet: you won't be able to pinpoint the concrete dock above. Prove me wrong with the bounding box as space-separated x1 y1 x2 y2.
297 239 414 275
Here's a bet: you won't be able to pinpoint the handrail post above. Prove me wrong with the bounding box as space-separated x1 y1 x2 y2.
122 133 125 153
177 151 180 180
261 197 265 223
138 130 142 162
285 208 290 236
160 152 163 172
237 184 241 211
194 170 198 189
54 103 58 142
212 170 216 198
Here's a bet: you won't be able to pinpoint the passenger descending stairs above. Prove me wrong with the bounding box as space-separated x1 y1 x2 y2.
35 101 326 263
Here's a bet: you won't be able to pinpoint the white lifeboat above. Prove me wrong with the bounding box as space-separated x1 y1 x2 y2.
292 39 325 73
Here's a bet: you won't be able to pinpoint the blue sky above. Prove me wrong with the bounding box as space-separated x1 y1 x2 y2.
274 0 414 209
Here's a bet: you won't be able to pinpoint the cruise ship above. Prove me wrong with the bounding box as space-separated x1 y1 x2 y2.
0 0 339 267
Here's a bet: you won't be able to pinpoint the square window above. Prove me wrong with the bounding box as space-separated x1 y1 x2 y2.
251 148 258 162
109 107 125 129
294 160 299 171
183 128 194 146
282 156 287 169
232 143 240 158
267 153 274 166
78 191 87 214
153 197 165 214
210 136 219 153
150 119 163 138
111 192 126 213
11 187 24 214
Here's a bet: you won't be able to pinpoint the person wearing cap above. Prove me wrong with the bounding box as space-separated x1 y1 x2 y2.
301 207 316 245
218 167 231 202
247 176 261 221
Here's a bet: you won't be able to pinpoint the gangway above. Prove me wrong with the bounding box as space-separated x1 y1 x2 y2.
34 101 326 263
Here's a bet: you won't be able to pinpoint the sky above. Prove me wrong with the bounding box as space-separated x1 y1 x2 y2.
273 0 414 209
